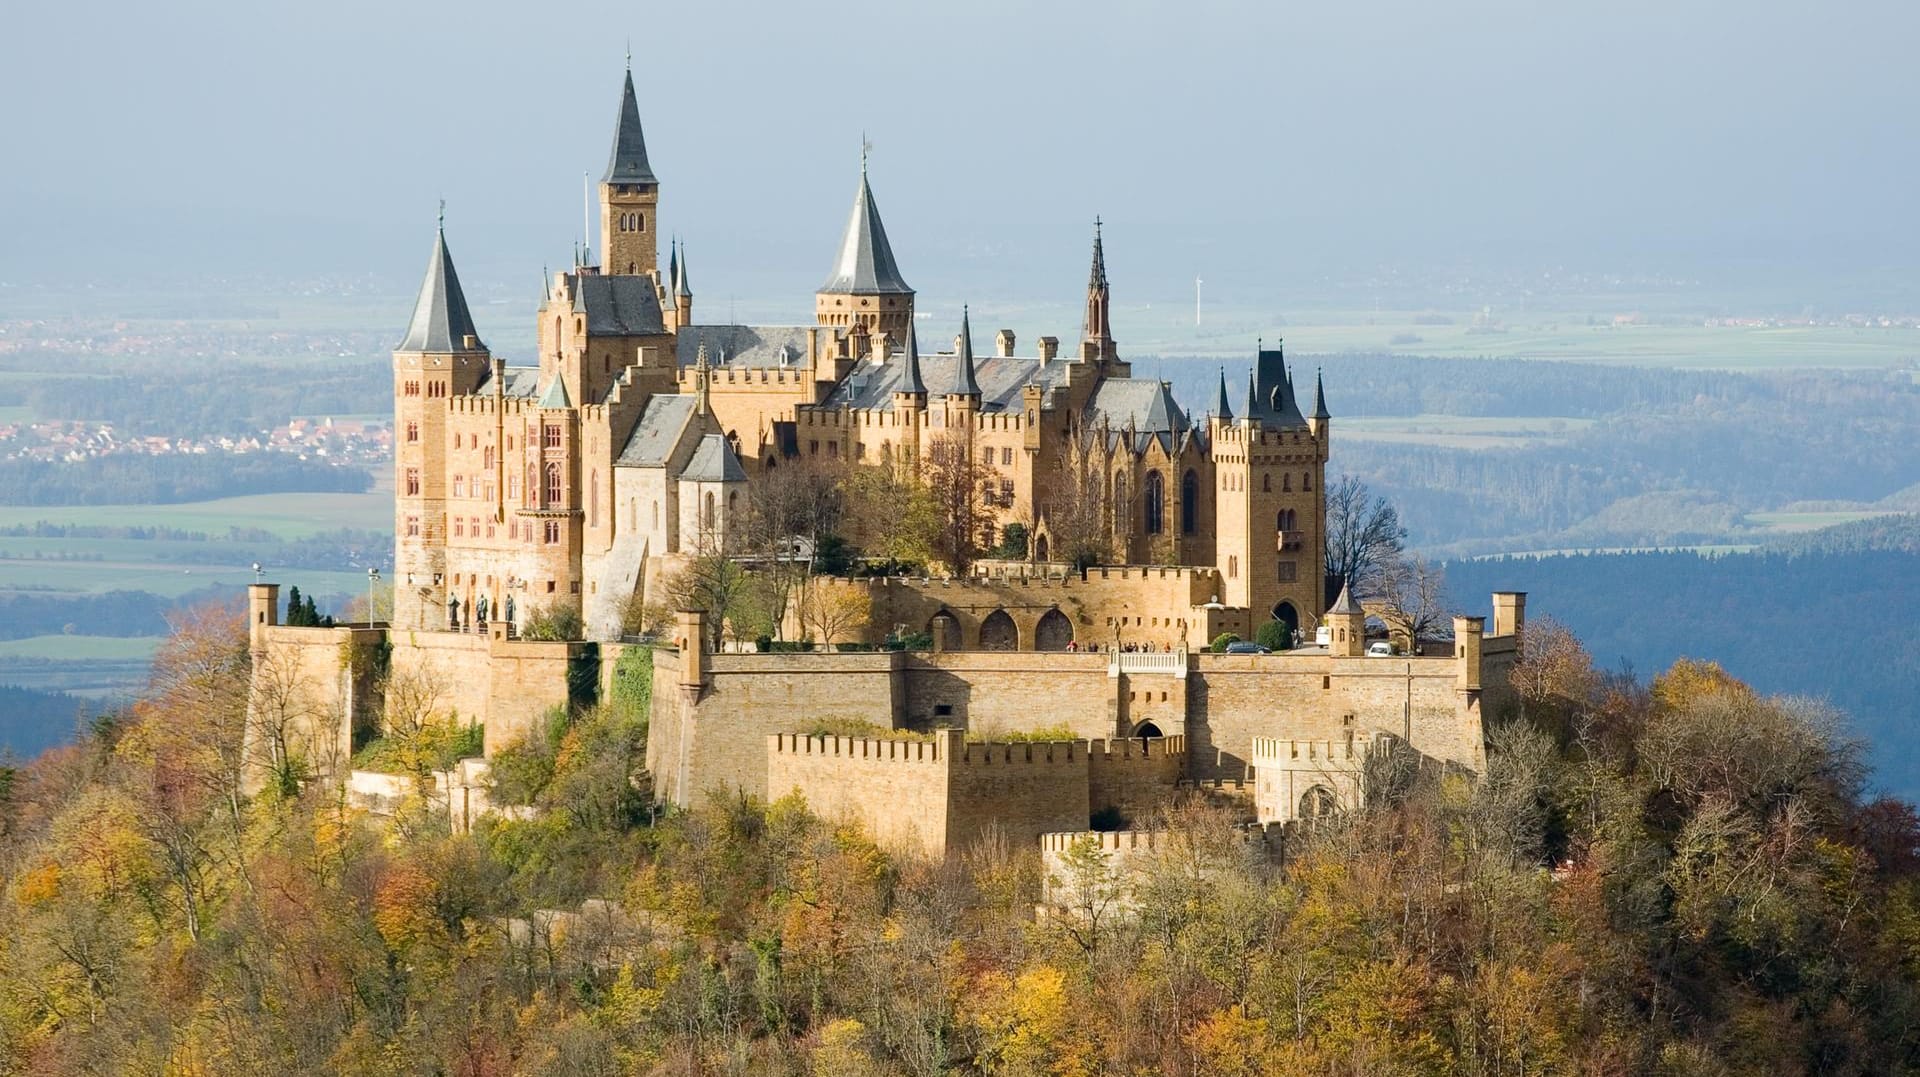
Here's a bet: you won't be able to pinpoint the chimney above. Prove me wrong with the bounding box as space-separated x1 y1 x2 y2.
1037 336 1059 363
996 329 1016 358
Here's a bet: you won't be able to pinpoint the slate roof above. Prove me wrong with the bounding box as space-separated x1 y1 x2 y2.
1211 368 1233 420
537 374 572 409
897 321 926 395
679 433 747 482
953 308 981 397
1328 582 1359 615
823 349 1073 413
615 394 697 467
1312 368 1330 421
475 365 542 399
572 275 666 335
398 227 482 353
674 324 816 369
820 169 912 295
1088 378 1188 436
602 70 657 186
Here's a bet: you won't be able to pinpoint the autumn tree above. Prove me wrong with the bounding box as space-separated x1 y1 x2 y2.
798 581 872 648
922 429 993 576
842 445 935 569
1040 420 1113 569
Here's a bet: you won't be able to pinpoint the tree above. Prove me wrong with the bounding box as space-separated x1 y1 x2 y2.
1040 420 1113 569
741 455 848 637
842 446 936 569
798 582 872 648
661 552 754 650
1376 553 1451 645
1324 474 1406 598
923 430 992 576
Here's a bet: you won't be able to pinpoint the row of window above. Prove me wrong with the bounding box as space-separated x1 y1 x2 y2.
615 212 646 233
1222 471 1313 493
1220 556 1299 582
405 515 565 546
400 381 448 398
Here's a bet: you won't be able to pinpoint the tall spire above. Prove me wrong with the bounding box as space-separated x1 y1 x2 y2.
666 238 680 293
953 306 981 397
898 319 926 396
602 69 657 185
1212 367 1233 421
674 240 692 299
1243 369 1258 423
1312 367 1330 421
397 217 481 352
820 160 911 295
1081 216 1114 357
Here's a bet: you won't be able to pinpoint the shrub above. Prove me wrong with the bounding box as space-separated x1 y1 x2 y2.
886 630 935 651
522 601 584 642
1209 632 1241 653
995 522 1029 560
1254 620 1290 651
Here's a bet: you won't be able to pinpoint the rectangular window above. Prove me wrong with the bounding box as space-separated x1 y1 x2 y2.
470 516 481 538
546 579 557 593
507 476 518 500
485 520 495 538
483 481 495 500
1000 479 1014 504
982 448 995 467
404 468 420 496
827 441 838 457
570 581 580 594
452 476 464 498
1277 560 1297 582
855 443 865 460
809 440 819 455
544 520 561 544
544 424 561 448
406 422 418 442
506 436 514 451
453 518 464 538
405 515 420 537
1001 447 1013 466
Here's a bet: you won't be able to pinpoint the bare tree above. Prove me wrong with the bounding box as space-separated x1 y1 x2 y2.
661 552 754 650
1323 474 1406 598
1041 421 1113 569
923 429 992 576
843 445 936 568
1377 553 1452 646
741 454 847 636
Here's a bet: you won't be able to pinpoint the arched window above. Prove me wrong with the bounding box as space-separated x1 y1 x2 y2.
482 446 493 470
634 214 644 232
1180 470 1198 534
588 470 598 528
1114 473 1129 529
1143 470 1164 535
1303 471 1312 492
1277 508 1297 532
526 464 536 507
1262 473 1271 492
1283 473 1293 492
545 463 561 507
703 491 716 530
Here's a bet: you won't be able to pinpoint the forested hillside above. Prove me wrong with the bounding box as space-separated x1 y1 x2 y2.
1447 524 1920 795
4 609 1920 1073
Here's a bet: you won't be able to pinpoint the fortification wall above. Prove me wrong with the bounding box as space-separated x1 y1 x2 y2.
253 624 381 782
384 629 583 753
902 652 1113 737
946 736 1091 852
1249 734 1370 825
1039 830 1165 908
1086 736 1186 823
764 733 950 856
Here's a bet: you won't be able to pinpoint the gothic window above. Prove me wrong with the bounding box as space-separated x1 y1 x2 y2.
1262 473 1271 492
544 520 560 544
1228 555 1238 578
1181 470 1198 534
1303 471 1312 492
453 518 464 538
544 424 561 449
1144 470 1165 535
1277 508 1297 532
406 422 419 442
545 463 562 506
507 475 519 501
588 471 598 528
526 464 536 505
1114 473 1129 528
404 468 420 496
1002 447 1013 466
1283 473 1293 493
703 491 716 530
452 475 464 498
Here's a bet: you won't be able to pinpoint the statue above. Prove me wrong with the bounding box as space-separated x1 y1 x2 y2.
448 594 460 628
504 595 515 624
476 595 489 625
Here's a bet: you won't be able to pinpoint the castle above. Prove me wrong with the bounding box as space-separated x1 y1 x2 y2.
250 64 1528 857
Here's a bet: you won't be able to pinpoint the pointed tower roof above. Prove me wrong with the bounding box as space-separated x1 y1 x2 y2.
820 161 912 295
1242 370 1258 421
602 68 658 185
1328 581 1359 615
1212 367 1233 420
897 320 926 396
1089 216 1109 290
537 374 572 410
666 239 680 293
952 306 981 397
674 240 692 299
398 219 482 353
1312 367 1330 421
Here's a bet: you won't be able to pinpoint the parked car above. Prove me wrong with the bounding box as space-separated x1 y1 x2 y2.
1224 641 1271 655
1366 641 1395 657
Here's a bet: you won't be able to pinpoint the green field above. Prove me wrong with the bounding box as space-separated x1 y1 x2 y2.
0 635 161 661
1742 509 1908 533
0 558 375 599
0 489 390 540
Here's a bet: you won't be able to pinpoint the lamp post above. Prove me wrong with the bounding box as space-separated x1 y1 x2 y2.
367 567 380 629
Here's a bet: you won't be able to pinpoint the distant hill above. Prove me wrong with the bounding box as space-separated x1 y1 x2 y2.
1448 537 1920 796
0 684 100 759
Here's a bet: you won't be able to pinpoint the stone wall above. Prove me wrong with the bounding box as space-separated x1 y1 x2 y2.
764 733 952 856
1086 736 1187 824
946 735 1091 853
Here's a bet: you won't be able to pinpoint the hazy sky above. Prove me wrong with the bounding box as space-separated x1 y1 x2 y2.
4 0 1916 312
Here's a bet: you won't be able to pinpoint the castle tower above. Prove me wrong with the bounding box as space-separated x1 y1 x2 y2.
673 239 693 327
599 65 660 279
816 155 914 339
944 306 982 426
1326 581 1364 657
394 218 489 631
1080 218 1118 363
892 320 928 426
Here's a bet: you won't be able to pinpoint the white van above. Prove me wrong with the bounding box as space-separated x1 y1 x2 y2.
1365 641 1394 658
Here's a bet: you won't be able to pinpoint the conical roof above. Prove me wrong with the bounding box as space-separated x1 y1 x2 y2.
897 320 926 396
602 69 657 185
952 307 981 397
398 224 482 353
820 165 912 295
1312 367 1330 421
666 240 679 293
1328 581 1359 615
674 240 691 298
1212 367 1233 420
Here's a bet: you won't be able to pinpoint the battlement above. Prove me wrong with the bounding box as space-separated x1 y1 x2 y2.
1084 735 1186 760
1039 829 1163 854
768 732 942 764
447 395 533 418
680 365 815 389
956 739 1083 766
1180 778 1253 795
1250 733 1370 764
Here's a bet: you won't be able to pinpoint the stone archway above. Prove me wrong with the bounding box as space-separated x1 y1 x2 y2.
1272 601 1300 643
1298 784 1337 822
1034 534 1050 562
979 609 1018 651
1133 721 1163 738
928 609 961 652
1034 608 1073 651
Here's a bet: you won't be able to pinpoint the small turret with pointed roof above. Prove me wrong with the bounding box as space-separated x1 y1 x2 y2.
674 240 692 299
952 306 982 399
1326 579 1365 656
666 239 679 293
896 319 927 398
1310 366 1331 438
1242 369 1258 424
537 372 572 410
1212 367 1233 422
398 212 483 354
